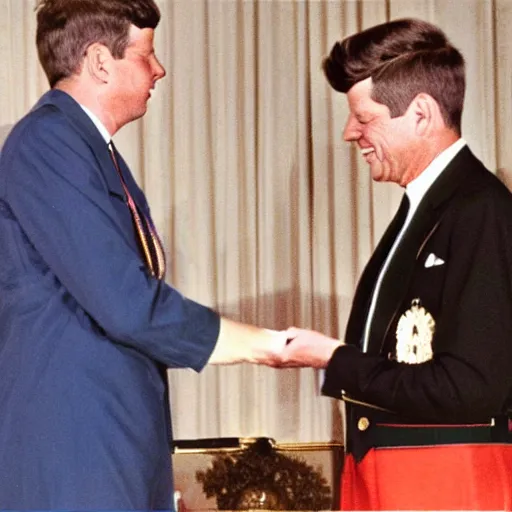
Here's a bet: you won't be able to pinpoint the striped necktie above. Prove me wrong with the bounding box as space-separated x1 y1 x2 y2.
108 142 166 279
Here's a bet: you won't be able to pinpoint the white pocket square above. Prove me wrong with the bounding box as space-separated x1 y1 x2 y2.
424 253 445 268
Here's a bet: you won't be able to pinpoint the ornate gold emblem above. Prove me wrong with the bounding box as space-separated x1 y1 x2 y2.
395 298 435 364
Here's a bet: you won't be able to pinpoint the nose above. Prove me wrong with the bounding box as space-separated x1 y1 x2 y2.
343 116 361 142
153 55 166 81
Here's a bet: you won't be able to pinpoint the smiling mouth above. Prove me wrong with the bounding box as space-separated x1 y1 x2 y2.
361 147 375 156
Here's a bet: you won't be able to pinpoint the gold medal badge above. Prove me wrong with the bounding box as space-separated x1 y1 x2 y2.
395 298 435 364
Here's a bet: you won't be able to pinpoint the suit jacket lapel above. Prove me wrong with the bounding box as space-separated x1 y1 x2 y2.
366 203 437 354
345 194 411 349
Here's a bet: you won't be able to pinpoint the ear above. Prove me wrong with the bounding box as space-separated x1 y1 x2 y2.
83 43 113 83
408 93 442 136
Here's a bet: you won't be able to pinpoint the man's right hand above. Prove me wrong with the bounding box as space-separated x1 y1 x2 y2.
279 327 343 368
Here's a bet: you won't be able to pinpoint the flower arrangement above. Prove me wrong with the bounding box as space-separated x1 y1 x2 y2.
196 438 332 510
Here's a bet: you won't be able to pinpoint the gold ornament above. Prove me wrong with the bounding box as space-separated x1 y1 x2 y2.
395 298 435 364
237 488 283 510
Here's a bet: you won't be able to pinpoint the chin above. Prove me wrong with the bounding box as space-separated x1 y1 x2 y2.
129 107 148 123
370 166 396 184
370 168 386 182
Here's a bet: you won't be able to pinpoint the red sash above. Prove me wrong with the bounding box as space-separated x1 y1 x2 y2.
341 444 512 510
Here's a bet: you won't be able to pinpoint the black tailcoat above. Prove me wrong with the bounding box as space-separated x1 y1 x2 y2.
323 147 512 460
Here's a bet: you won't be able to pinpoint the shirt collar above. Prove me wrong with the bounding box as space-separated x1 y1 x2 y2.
79 104 111 145
406 137 466 213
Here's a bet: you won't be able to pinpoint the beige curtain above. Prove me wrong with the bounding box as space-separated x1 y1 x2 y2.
1 0 511 443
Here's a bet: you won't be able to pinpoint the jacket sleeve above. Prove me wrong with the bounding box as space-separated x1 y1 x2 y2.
3 109 219 371
323 187 512 422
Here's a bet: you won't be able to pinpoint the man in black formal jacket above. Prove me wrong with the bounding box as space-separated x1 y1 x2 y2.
283 18 512 510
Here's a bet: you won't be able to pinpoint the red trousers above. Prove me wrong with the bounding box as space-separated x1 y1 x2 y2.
341 444 512 510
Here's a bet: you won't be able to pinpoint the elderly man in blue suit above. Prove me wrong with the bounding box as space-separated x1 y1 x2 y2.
0 0 287 509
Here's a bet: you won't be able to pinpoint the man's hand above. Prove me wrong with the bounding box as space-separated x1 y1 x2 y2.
280 327 343 368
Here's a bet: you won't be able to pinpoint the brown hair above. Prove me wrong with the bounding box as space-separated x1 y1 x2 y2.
36 0 161 88
323 18 465 132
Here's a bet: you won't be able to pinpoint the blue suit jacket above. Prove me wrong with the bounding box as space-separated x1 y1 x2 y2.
0 90 220 509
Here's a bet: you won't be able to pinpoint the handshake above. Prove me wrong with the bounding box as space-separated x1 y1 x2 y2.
262 327 344 369
207 318 344 367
